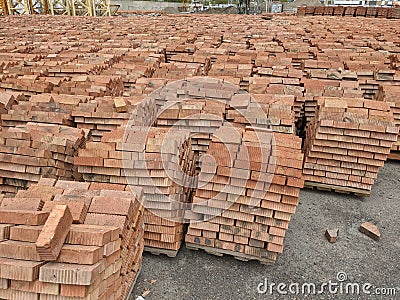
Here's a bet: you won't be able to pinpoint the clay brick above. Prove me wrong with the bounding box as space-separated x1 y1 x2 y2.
36 205 73 261
0 257 44 281
0 198 44 211
39 260 105 285
0 240 42 261
9 225 43 243
88 197 134 216
57 244 103 265
66 224 120 246
42 201 88 224
0 210 49 226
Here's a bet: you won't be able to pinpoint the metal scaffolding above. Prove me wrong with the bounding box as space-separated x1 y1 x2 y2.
1 0 111 15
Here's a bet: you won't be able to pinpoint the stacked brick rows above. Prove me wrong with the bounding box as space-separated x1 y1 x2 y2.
376 85 400 159
303 98 398 195
297 6 400 19
0 123 89 195
1 93 89 128
74 127 196 255
185 126 304 263
72 95 157 141
0 179 144 300
52 75 124 97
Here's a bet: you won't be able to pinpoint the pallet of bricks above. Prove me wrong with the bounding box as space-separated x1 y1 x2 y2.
303 97 398 196
185 125 304 264
375 85 400 160
0 122 89 195
74 127 196 257
72 95 157 142
0 178 144 299
388 7 400 19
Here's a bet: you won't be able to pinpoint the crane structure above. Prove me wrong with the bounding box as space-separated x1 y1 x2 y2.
0 0 111 15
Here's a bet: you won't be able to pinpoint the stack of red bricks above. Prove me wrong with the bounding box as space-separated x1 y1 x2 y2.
303 97 398 195
0 178 144 300
169 53 211 76
344 6 357 16
129 78 171 97
251 56 304 122
52 75 124 97
0 92 22 116
333 6 345 16
313 6 325 16
226 93 295 134
156 99 225 154
72 95 157 141
186 126 304 263
388 7 400 19
1 93 89 128
0 123 89 195
376 85 400 159
102 50 163 96
366 7 378 18
152 62 204 79
0 74 56 94
47 52 124 77
74 126 196 255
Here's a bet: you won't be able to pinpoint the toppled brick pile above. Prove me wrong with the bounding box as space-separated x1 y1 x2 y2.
303 97 398 195
186 126 304 264
72 95 157 141
0 179 144 300
0 123 89 195
74 127 196 256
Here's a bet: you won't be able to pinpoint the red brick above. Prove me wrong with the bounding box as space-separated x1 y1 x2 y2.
0 210 49 225
66 224 120 246
42 200 88 224
36 205 73 261
0 257 45 281
9 225 43 243
57 244 103 265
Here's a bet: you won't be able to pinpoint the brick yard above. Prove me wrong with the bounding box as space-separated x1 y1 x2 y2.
0 13 399 299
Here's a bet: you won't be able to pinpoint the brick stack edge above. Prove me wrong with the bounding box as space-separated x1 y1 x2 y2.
0 179 145 300
303 98 398 193
186 126 303 263
74 127 196 253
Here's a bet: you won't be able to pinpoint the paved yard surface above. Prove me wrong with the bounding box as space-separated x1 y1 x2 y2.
132 161 400 300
